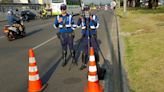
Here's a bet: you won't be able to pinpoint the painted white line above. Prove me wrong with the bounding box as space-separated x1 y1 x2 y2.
0 36 5 39
33 35 57 50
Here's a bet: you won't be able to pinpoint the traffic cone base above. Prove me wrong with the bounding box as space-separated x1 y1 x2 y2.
85 84 103 92
28 83 48 92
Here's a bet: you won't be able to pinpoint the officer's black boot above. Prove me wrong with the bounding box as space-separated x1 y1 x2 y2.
71 50 76 64
80 54 88 70
62 50 67 67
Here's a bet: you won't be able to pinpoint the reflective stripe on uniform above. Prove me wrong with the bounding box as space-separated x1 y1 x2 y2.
92 15 100 29
57 15 59 20
29 57 36 64
59 25 63 28
82 21 85 27
82 26 86 29
77 25 81 28
96 23 100 28
93 15 96 20
90 26 96 29
89 55 95 61
53 24 57 29
29 74 40 81
29 66 38 72
89 66 97 72
88 75 98 82
72 27 75 30
65 25 71 27
72 24 77 28
68 15 72 25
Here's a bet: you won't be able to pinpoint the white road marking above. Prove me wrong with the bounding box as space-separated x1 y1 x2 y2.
0 36 5 39
33 35 57 50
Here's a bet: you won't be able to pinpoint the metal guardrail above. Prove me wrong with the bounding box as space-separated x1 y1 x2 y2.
0 3 44 22
0 3 43 13
0 4 81 22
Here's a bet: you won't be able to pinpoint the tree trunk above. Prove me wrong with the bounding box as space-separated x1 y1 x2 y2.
154 0 159 9
135 0 141 7
128 0 133 7
148 0 153 9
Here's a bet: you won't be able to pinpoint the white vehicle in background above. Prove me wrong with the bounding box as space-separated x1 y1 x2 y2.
50 0 67 15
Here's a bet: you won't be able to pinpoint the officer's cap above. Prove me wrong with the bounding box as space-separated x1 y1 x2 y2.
60 4 67 10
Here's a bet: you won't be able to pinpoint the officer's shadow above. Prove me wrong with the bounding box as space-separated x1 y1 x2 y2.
73 38 102 64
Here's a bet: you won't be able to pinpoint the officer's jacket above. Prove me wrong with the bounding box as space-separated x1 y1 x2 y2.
54 13 76 33
77 14 99 36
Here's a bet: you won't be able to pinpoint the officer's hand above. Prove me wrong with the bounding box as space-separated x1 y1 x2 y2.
90 16 93 20
58 18 63 23
80 16 83 19
80 16 84 21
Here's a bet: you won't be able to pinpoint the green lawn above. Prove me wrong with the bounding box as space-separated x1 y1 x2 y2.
117 6 164 92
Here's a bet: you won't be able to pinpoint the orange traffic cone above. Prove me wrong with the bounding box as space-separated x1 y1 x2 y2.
28 49 46 92
85 47 103 92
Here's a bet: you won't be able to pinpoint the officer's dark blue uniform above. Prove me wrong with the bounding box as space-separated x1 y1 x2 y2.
53 4 76 66
77 6 100 70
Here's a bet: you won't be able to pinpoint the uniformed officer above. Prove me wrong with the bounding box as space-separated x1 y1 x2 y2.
53 4 76 67
77 6 100 70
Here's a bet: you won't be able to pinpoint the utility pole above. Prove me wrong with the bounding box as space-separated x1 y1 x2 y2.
116 0 121 8
123 0 127 16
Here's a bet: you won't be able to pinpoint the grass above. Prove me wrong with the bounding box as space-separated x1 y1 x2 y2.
117 6 164 92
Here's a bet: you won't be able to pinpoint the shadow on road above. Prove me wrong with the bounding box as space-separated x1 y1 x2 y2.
41 56 62 84
74 38 102 63
102 59 114 92
26 29 43 36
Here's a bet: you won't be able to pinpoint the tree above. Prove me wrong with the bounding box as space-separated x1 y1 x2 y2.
135 0 140 7
148 0 159 9
1 0 13 3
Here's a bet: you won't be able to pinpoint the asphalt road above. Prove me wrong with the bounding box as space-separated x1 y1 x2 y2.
0 10 122 92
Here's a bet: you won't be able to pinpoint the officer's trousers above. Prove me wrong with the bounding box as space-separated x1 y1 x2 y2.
82 35 98 55
60 32 74 52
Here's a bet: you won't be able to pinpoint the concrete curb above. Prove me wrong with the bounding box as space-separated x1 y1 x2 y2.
115 12 130 92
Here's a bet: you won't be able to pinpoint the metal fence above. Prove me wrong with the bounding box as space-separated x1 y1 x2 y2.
0 3 43 13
